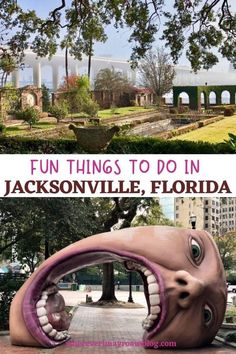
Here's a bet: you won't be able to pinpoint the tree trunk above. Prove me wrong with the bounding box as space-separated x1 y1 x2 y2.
156 94 162 106
88 37 93 79
98 199 141 303
44 237 50 260
65 46 69 89
99 263 117 301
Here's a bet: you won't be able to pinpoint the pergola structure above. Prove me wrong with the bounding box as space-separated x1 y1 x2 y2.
173 85 236 110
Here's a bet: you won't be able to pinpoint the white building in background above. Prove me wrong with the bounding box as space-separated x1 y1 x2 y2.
159 198 175 221
10 51 136 91
9 51 236 92
175 197 236 235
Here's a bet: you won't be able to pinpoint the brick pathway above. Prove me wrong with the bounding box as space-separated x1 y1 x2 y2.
1 305 235 354
1 290 235 353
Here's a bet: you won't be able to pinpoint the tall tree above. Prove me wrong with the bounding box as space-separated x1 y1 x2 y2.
214 232 236 270
94 68 131 92
139 48 176 105
0 198 99 266
132 198 175 226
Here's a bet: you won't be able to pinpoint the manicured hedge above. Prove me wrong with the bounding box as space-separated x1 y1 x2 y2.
0 135 233 154
0 274 26 330
108 136 232 154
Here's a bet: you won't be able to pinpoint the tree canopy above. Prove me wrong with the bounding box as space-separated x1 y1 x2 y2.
1 0 236 74
94 68 131 92
139 47 176 103
214 231 236 270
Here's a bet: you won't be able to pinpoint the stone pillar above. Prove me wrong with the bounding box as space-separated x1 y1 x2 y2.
71 64 78 76
33 61 41 88
216 92 221 105
131 70 136 85
12 69 20 88
52 65 60 91
230 91 235 105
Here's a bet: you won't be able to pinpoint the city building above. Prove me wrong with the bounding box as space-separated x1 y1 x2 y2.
175 197 236 235
159 198 175 221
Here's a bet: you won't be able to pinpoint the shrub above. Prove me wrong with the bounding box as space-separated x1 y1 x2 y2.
130 100 136 107
0 135 232 154
110 104 118 115
224 133 236 152
42 84 51 112
15 106 40 129
83 100 99 117
227 271 236 284
0 123 6 135
224 107 235 116
0 273 26 330
169 107 178 114
49 101 68 123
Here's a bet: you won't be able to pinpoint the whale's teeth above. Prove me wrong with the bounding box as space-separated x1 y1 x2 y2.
54 332 67 341
150 305 161 315
41 294 48 300
148 283 159 295
37 307 47 317
150 294 160 306
144 269 152 277
42 323 53 334
38 316 48 326
62 330 70 338
48 329 57 338
147 274 156 284
142 318 154 330
36 300 46 308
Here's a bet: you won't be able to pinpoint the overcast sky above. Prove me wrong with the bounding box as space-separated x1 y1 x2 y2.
18 1 236 69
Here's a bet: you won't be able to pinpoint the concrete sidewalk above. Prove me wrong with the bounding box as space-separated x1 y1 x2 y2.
1 290 235 354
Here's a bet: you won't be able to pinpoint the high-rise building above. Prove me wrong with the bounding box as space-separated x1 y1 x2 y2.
174 197 236 235
159 198 175 221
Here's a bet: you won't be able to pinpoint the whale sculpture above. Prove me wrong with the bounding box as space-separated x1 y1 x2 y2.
9 226 227 348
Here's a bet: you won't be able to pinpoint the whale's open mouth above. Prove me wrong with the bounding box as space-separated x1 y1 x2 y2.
125 260 164 334
22 248 167 347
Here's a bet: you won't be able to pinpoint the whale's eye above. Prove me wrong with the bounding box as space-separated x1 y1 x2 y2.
191 239 202 264
204 305 213 326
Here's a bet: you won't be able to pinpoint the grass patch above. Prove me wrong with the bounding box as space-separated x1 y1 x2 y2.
225 305 236 318
171 115 236 143
6 122 57 136
98 106 155 119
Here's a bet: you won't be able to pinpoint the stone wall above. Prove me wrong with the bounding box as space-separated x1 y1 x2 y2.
20 85 42 112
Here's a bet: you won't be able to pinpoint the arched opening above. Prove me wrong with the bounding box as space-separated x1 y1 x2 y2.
209 91 216 105
41 65 53 90
221 90 230 104
26 92 37 107
178 92 189 106
164 90 173 105
200 92 206 106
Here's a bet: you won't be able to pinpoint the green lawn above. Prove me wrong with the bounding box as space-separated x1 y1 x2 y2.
171 115 236 143
66 106 154 120
98 106 154 119
6 122 57 136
